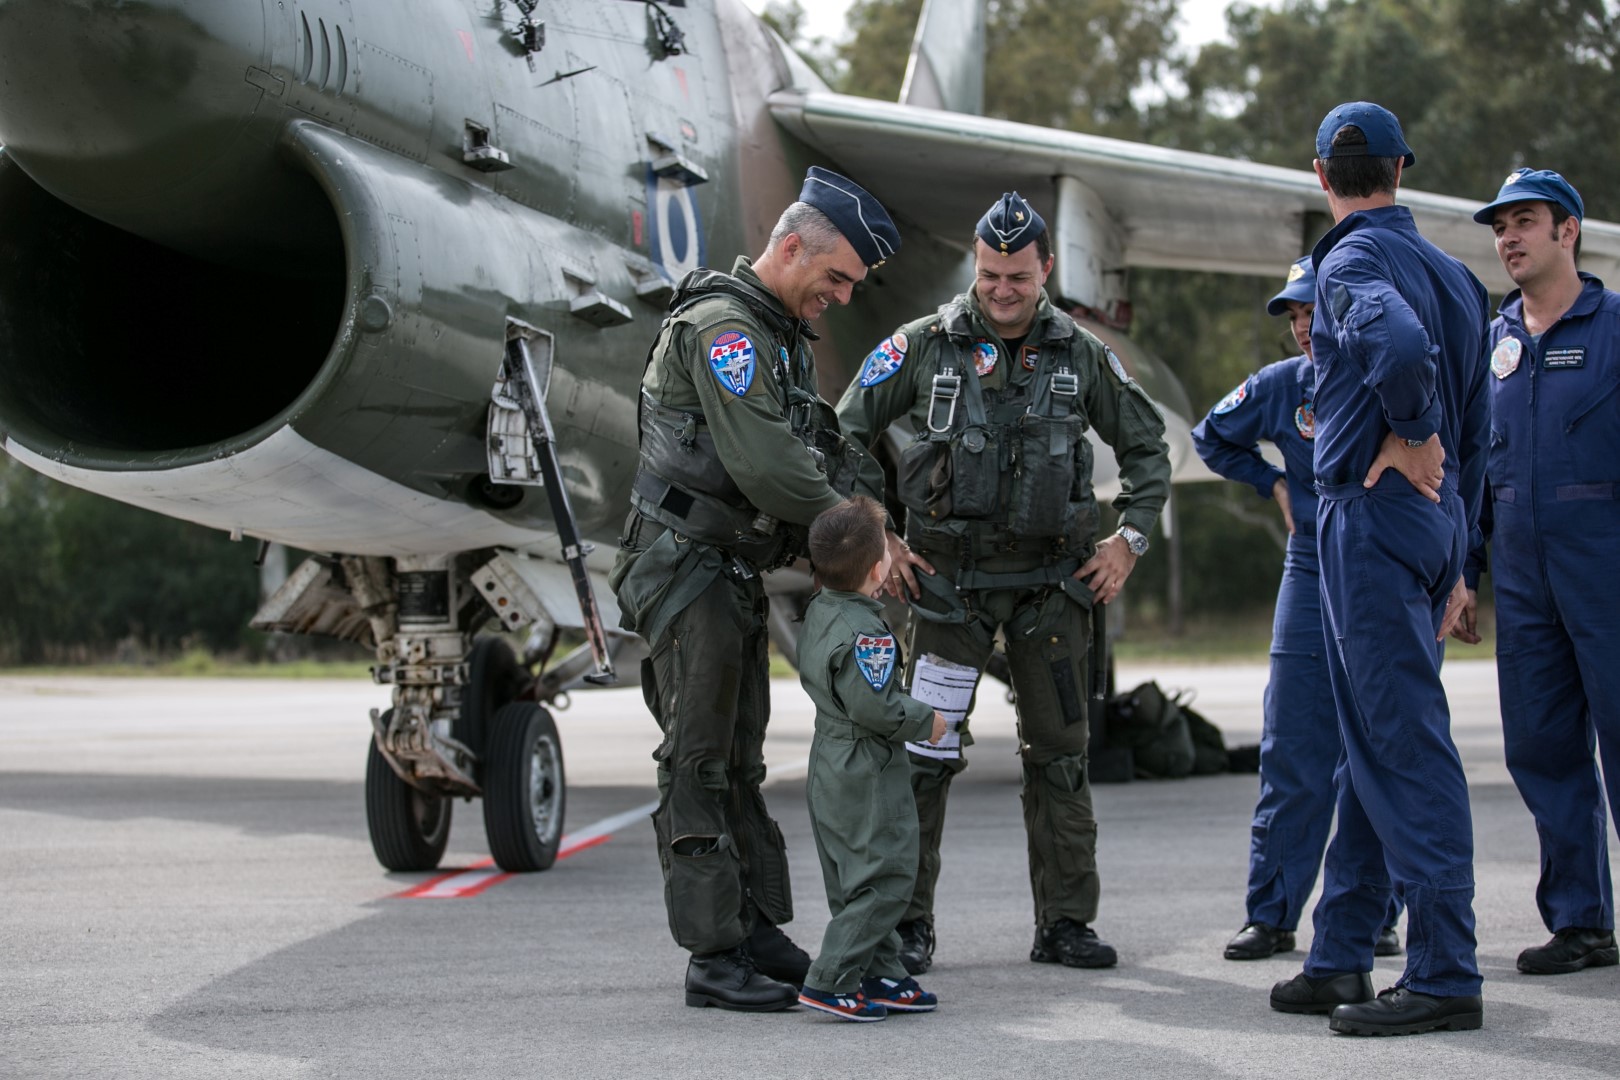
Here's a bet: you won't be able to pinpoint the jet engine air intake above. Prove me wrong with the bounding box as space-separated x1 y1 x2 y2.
0 156 343 457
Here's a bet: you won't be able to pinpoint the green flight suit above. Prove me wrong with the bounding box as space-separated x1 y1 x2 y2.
798 588 935 993
836 289 1170 930
612 257 878 955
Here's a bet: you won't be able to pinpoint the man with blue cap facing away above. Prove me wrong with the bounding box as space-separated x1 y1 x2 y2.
1195 256 1404 964
1456 168 1620 977
1266 102 1491 1036
612 166 901 1012
836 191 1170 975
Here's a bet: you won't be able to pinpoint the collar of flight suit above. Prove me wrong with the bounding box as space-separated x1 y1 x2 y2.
1496 271 1609 327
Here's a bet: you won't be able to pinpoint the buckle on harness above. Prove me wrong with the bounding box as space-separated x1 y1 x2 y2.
927 369 961 434
1050 369 1078 398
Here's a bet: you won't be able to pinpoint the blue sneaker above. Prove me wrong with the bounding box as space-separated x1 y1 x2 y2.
860 975 938 1012
798 985 887 1022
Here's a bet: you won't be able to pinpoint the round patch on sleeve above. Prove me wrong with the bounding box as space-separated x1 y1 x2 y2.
858 332 909 387
708 330 756 397
852 632 896 690
1212 379 1252 415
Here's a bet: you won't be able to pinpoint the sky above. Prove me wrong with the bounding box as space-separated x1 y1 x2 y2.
740 0 1271 53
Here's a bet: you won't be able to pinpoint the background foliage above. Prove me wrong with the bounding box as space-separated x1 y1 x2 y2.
5 0 1615 660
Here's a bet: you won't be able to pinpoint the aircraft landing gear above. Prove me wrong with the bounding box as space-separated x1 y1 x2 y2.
482 701 566 871
365 708 454 871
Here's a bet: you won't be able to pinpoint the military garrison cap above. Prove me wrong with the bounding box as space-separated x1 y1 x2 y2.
977 191 1046 256
1473 167 1584 224
1266 256 1317 316
798 167 900 268
1316 101 1415 167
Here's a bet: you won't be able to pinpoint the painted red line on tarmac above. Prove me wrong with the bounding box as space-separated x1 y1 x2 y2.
394 832 610 899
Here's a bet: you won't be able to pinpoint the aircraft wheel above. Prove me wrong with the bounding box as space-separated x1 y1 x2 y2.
482 702 566 872
365 712 452 872
459 636 527 759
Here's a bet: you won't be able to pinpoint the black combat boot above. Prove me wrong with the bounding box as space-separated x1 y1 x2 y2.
684 947 799 1011
745 921 811 987
1030 918 1117 968
1516 927 1618 975
896 918 935 975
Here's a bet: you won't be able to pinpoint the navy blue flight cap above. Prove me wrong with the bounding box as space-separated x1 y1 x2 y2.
1473 167 1584 225
1316 102 1415 167
798 167 900 268
977 191 1047 256
1266 256 1317 317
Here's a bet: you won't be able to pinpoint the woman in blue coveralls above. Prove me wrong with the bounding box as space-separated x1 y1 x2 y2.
1192 257 1402 962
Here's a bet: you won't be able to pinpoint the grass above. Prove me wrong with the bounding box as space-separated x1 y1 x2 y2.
2 648 374 679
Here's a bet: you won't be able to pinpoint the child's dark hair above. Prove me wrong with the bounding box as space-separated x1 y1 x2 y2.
809 496 887 593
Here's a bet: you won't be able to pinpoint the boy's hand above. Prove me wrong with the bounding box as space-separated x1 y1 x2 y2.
930 711 947 743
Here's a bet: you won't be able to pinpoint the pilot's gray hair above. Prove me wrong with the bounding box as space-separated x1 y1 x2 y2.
766 202 843 260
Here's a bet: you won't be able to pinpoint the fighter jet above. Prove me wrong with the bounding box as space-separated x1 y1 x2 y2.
2 0 1617 875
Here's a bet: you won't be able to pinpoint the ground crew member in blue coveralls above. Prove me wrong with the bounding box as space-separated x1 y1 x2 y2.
1267 102 1491 1036
795 496 947 1023
1458 168 1620 977
1193 257 1403 963
836 193 1170 975
611 169 902 1013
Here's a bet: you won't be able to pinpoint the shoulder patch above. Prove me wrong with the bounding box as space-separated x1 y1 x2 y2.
852 632 896 690
708 330 756 396
858 332 909 387
1105 347 1130 384
1212 380 1251 415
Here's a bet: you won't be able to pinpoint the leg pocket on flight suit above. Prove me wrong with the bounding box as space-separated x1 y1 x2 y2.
736 762 794 926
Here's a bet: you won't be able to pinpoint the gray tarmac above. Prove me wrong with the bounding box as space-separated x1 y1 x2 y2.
1 659 1615 1079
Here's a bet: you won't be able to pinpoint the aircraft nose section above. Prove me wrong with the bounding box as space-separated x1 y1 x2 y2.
0 0 268 233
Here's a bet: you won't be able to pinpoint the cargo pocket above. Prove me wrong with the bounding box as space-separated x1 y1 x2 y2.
665 831 744 953
949 426 1001 517
898 437 950 518
1010 414 1083 537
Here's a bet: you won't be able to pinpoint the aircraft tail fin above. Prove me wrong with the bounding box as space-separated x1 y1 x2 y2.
899 0 984 114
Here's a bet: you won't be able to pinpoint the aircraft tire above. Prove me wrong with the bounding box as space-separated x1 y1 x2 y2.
365 713 453 872
482 702 566 873
460 636 527 760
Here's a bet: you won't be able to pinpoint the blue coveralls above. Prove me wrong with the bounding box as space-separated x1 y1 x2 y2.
1477 274 1620 935
1193 358 1400 934
1304 206 1491 996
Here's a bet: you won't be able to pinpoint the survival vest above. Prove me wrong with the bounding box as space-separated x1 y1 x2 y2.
630 269 862 570
896 301 1101 553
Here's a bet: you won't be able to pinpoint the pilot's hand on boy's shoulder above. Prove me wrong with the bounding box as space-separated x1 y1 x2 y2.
930 711 947 743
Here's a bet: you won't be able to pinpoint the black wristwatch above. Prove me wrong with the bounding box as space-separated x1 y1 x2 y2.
1116 525 1149 556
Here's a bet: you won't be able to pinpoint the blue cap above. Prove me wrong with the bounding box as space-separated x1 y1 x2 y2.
798 167 899 268
1316 102 1415 167
1472 167 1584 225
976 191 1047 257
1266 256 1317 316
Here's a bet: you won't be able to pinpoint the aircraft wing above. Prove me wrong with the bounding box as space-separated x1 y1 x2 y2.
768 89 1620 294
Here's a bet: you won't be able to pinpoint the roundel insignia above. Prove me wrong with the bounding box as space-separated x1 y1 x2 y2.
1213 381 1250 415
1295 401 1316 439
852 632 896 690
1491 337 1522 380
972 341 998 376
646 168 705 281
708 331 756 396
858 331 909 387
1105 347 1129 383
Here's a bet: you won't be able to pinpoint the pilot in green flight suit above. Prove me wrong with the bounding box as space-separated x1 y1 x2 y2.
611 168 900 1013
836 192 1170 973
